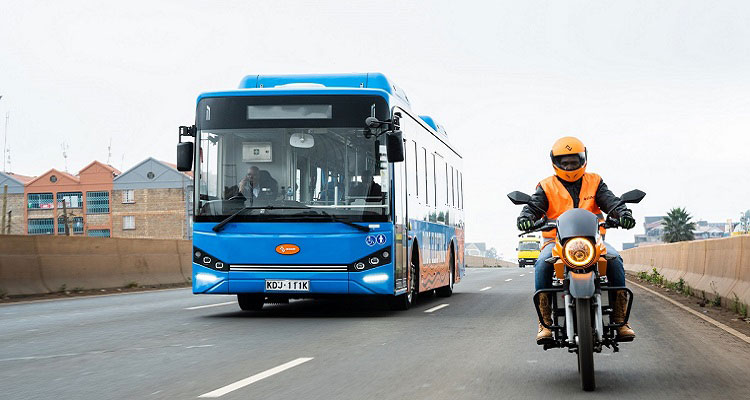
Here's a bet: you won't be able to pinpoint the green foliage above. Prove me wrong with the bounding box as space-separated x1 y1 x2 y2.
0 287 7 298
58 284 67 293
709 282 722 307
125 281 138 288
732 293 748 317
662 207 696 243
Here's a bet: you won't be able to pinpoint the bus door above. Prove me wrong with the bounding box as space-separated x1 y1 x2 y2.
391 139 408 292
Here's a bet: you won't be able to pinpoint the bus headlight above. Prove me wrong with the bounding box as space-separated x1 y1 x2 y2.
563 238 595 267
363 273 389 283
193 247 230 271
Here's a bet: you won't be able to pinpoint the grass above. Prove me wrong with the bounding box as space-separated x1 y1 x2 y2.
636 268 747 317
0 288 7 298
732 293 748 318
125 281 139 289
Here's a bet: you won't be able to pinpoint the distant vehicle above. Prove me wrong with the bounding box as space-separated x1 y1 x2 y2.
176 73 465 310
517 236 541 268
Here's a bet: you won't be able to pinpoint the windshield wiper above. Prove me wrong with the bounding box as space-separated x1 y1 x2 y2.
212 205 371 233
212 206 310 233
313 209 370 232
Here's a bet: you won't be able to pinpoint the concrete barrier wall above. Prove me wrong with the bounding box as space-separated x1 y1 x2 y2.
622 236 750 306
465 255 517 268
0 235 191 296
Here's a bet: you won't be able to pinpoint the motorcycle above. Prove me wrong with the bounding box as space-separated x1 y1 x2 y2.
507 189 645 391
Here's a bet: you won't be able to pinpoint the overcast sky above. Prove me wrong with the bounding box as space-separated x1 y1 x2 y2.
2 0 749 255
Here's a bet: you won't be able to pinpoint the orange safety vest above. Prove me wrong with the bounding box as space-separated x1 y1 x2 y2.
538 173 605 240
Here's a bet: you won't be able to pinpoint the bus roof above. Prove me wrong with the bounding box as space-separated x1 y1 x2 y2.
239 72 411 106
197 72 453 148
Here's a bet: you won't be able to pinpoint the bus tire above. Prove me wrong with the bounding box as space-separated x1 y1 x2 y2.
238 294 265 311
391 253 419 310
436 250 455 297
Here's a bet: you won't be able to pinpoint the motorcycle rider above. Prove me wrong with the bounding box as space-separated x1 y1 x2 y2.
517 137 637 344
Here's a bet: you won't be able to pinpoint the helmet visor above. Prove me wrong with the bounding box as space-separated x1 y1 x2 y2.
552 153 586 171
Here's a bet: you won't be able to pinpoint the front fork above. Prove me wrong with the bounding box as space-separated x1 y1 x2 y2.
563 292 603 345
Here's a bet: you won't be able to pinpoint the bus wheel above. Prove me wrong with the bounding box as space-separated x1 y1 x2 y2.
238 294 265 311
391 258 418 310
436 252 455 297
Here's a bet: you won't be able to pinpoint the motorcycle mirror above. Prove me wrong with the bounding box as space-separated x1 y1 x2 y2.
620 189 646 204
507 191 532 205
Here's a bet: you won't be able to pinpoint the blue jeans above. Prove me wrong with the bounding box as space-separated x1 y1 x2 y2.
534 241 626 293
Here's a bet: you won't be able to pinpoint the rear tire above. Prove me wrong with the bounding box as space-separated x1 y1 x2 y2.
436 252 455 297
576 297 595 391
238 294 265 311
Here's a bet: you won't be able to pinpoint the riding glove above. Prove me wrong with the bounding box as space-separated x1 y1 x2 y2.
517 216 533 231
620 210 636 230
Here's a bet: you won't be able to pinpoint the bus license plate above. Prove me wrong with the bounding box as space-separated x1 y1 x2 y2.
265 280 310 292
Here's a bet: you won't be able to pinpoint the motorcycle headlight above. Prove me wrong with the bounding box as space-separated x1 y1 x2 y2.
563 238 595 267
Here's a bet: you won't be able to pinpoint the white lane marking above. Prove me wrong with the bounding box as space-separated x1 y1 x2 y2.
198 357 314 398
520 274 525 277
424 304 450 313
627 279 750 345
505 278 513 282
185 345 215 349
185 301 235 310
479 286 492 292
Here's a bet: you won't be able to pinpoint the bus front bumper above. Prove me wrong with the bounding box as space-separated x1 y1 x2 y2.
192 264 394 296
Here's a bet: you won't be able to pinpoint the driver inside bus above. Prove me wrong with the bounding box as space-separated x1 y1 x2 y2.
239 166 278 201
517 136 637 344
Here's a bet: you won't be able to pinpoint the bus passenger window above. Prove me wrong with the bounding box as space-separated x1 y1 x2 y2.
409 141 419 198
423 148 429 205
451 167 456 207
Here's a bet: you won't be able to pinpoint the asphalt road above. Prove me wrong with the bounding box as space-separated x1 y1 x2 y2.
2 268 749 399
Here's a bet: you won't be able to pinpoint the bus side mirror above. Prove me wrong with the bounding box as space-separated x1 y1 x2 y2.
177 142 194 171
386 130 404 163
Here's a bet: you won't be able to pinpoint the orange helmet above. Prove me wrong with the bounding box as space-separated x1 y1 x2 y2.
550 136 587 182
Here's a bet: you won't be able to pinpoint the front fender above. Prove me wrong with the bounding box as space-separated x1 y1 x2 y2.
568 271 595 298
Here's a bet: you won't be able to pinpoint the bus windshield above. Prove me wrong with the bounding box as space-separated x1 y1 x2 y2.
194 95 391 223
197 127 389 222
518 242 540 251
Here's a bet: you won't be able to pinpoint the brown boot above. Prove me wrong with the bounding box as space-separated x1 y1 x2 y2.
612 290 635 341
536 293 553 344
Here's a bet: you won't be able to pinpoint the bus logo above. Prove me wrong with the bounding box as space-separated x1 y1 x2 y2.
276 244 300 255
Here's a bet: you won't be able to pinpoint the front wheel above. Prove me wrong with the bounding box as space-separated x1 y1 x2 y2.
576 297 595 391
391 259 418 310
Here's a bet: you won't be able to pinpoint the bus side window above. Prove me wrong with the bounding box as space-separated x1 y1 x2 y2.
423 147 429 206
460 172 464 210
451 166 455 207
411 140 418 199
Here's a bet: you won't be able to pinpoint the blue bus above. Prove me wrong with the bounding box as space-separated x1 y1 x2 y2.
176 73 465 310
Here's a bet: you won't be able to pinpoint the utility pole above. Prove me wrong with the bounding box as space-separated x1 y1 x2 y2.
61 142 70 173
1 184 7 235
61 199 70 236
3 111 8 173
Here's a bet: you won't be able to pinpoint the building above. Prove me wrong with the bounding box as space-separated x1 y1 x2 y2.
628 216 732 248
24 161 120 237
0 172 35 235
465 242 487 257
112 158 193 239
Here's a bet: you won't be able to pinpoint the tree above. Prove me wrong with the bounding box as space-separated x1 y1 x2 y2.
486 247 498 259
662 207 696 243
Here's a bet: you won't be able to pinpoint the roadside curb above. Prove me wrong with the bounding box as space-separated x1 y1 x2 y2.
627 278 750 345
